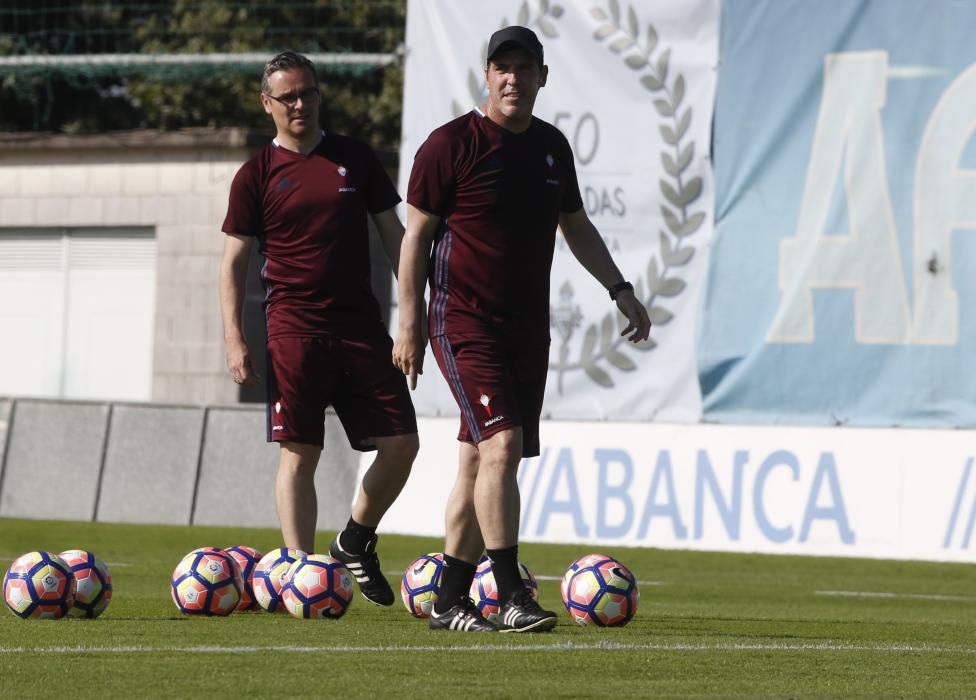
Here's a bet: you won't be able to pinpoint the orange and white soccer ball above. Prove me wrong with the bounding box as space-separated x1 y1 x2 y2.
561 553 639 627
223 545 263 611
170 549 242 616
252 547 305 613
281 554 354 619
58 550 112 618
3 551 76 619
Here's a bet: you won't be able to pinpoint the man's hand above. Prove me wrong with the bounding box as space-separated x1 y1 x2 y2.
392 324 425 390
616 290 652 343
225 336 258 385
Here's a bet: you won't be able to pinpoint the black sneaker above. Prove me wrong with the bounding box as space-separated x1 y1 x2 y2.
329 534 395 607
429 597 499 632
498 589 558 633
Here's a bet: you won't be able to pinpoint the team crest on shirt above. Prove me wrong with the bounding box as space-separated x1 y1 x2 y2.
337 166 356 193
545 154 559 185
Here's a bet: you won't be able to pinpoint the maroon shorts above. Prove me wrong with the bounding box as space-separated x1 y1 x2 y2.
430 329 549 458
266 327 417 450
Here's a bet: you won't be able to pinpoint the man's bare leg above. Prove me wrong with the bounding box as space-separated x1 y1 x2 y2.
275 441 321 553
349 433 419 527
330 433 419 607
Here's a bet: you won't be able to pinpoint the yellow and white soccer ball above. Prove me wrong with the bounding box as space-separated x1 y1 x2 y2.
252 547 305 613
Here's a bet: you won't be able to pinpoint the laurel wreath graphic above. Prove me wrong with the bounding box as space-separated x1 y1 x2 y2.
451 0 704 390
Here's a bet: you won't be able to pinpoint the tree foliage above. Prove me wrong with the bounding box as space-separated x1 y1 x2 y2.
0 0 405 150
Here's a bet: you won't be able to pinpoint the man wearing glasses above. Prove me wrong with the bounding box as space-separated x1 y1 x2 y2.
219 51 418 607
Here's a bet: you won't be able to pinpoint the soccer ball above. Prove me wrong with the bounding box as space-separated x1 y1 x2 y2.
189 546 224 555
3 551 77 619
252 547 305 613
281 554 355 619
58 550 112 619
469 556 539 624
223 546 263 611
170 549 243 616
560 553 639 627
400 552 445 618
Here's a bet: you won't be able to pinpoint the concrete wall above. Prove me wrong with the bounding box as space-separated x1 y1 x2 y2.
0 129 256 406
0 397 360 534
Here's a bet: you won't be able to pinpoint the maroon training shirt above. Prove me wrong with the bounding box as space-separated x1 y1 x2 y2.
223 133 400 339
407 110 583 338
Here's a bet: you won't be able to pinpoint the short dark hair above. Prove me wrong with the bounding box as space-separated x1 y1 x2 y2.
262 51 318 94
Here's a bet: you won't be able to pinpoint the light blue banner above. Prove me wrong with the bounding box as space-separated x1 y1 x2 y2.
700 0 976 426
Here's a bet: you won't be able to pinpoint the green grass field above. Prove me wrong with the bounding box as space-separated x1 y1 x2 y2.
2 517 976 698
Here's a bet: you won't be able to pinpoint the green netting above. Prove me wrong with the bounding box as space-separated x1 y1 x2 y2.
0 1 405 137
0 0 405 80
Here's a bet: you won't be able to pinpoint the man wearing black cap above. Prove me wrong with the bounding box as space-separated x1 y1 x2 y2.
394 26 651 633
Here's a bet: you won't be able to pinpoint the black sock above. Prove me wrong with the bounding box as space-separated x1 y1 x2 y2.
339 518 377 555
433 555 477 614
486 546 522 603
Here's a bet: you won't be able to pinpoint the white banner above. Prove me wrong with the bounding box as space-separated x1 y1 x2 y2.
372 418 976 563
396 0 719 421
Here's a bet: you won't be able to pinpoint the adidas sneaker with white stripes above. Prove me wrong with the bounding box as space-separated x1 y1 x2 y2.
498 589 558 633
328 534 395 607
428 597 499 632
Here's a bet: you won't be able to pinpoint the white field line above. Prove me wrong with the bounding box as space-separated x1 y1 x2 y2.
535 575 664 586
2 641 976 655
816 590 976 602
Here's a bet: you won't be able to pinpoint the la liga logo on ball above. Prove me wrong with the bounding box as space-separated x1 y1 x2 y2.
561 553 639 627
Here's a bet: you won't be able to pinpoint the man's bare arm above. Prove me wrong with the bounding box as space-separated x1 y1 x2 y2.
392 204 440 389
558 208 652 343
218 233 258 383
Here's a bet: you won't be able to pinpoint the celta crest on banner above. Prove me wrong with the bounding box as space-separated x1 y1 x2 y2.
398 0 718 421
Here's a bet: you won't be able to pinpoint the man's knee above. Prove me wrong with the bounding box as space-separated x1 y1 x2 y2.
478 429 522 473
278 442 322 474
376 432 419 466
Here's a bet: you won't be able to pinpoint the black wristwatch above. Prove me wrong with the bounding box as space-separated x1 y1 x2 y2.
608 281 634 300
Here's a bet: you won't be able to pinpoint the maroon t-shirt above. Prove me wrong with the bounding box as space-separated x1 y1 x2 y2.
223 133 400 339
407 110 583 338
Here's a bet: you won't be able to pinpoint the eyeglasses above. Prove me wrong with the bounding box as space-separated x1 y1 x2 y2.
263 87 320 110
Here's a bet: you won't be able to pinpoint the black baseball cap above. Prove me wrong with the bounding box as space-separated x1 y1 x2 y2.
486 25 544 66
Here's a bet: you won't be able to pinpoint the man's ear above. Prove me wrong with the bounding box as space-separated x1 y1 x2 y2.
260 93 273 116
539 64 549 87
